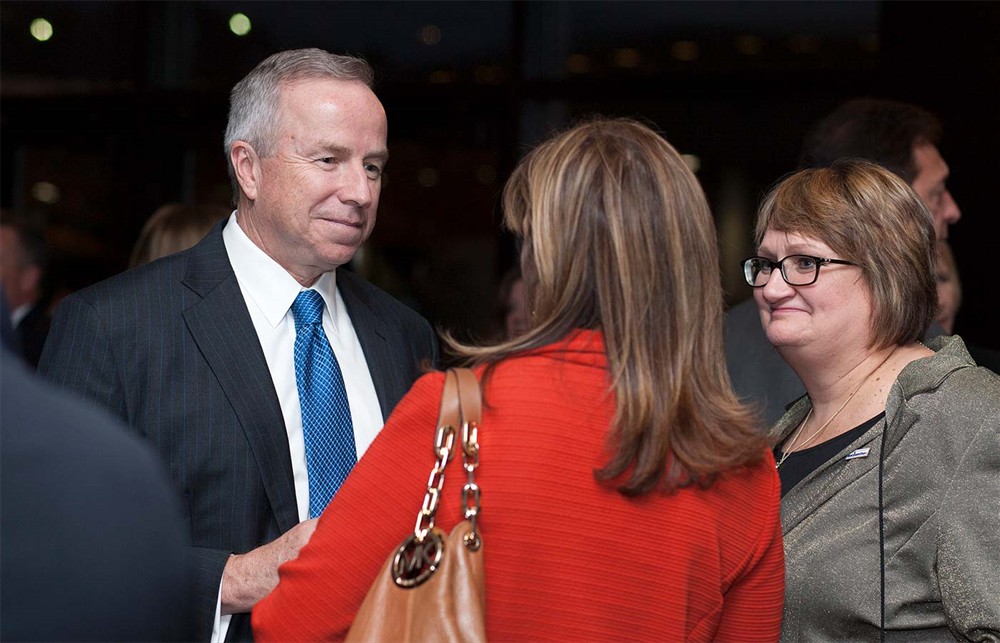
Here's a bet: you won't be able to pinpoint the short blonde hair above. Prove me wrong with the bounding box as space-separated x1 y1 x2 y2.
129 203 230 268
755 160 936 348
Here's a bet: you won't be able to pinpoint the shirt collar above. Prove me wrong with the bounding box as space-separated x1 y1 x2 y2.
223 213 339 329
9 303 31 327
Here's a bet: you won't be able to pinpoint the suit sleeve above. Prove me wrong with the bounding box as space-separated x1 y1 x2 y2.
939 412 1000 640
40 292 238 641
38 293 129 420
399 299 438 371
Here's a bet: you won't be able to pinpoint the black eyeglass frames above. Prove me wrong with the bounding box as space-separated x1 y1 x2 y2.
741 255 857 288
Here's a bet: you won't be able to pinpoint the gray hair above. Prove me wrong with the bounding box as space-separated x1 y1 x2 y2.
224 48 375 203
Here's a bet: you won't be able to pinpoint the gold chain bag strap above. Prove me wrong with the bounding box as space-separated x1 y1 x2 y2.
346 368 486 643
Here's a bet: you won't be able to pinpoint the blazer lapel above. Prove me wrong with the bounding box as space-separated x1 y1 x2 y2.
181 224 299 533
774 399 886 534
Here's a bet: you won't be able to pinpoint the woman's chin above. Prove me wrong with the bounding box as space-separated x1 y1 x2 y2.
763 322 806 350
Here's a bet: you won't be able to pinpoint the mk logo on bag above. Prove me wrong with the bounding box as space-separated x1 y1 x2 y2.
392 529 446 588
346 369 486 643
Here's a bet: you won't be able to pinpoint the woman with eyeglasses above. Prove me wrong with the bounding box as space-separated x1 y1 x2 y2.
743 159 1000 640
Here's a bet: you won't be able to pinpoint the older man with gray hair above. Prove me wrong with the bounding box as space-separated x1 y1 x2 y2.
40 48 437 642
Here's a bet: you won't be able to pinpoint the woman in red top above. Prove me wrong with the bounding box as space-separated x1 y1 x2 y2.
253 118 784 642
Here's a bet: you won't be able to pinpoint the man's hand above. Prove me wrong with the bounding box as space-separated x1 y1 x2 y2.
220 518 319 614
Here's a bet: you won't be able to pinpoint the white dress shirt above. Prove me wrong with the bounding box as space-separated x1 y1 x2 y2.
212 213 384 642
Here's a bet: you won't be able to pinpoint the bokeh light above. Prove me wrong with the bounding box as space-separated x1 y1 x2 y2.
229 13 251 36
30 18 54 42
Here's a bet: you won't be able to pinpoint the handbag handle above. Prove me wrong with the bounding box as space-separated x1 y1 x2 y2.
395 369 482 588
451 369 482 550
424 368 481 545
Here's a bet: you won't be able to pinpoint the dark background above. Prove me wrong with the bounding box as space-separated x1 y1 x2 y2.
2 1 997 347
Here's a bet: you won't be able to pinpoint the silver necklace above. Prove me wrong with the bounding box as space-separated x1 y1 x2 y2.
776 348 895 469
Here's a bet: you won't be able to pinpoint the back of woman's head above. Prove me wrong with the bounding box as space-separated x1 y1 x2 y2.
459 118 765 494
504 119 719 349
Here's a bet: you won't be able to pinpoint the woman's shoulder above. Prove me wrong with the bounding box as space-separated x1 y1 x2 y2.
703 453 781 515
911 336 1000 392
906 347 1000 419
667 454 782 576
658 452 780 539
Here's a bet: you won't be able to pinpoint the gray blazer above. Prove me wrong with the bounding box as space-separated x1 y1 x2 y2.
38 220 438 641
771 336 1000 641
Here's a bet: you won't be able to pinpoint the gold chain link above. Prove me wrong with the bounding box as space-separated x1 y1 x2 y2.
409 409 481 550
461 420 482 550
413 424 455 541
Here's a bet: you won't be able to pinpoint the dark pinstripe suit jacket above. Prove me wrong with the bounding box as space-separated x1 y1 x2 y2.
38 220 438 641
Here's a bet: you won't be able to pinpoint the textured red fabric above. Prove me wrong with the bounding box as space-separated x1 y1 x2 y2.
253 330 784 642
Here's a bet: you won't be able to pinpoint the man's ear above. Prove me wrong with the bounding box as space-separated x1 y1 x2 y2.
230 141 261 201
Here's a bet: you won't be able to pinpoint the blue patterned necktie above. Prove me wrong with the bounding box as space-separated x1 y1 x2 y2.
290 289 357 518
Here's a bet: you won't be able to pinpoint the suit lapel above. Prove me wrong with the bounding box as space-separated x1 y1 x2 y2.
336 269 398 421
181 224 299 533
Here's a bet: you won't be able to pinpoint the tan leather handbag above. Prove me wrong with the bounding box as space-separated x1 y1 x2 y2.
346 368 486 643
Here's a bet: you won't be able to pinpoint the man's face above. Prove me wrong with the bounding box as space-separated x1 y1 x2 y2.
934 244 961 335
238 78 388 285
910 143 960 240
0 227 35 309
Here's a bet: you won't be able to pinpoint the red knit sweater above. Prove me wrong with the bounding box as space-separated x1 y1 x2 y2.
253 330 784 642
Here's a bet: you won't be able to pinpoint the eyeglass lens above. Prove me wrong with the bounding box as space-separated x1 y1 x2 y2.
744 255 819 287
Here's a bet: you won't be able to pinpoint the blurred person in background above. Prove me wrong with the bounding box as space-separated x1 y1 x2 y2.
1 218 51 367
490 264 530 340
935 239 1000 373
129 203 231 268
746 160 999 640
1 289 20 355
254 119 784 642
800 99 960 240
2 346 194 641
935 240 961 335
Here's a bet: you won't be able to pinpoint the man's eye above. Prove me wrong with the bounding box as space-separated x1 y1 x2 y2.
318 157 336 165
365 164 383 178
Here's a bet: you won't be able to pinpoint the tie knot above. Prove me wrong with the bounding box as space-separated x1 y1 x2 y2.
291 290 325 328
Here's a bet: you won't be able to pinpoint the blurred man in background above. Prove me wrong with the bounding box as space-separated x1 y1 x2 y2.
1 219 51 367
2 347 194 641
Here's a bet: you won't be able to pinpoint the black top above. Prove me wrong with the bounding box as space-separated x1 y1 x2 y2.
776 412 885 497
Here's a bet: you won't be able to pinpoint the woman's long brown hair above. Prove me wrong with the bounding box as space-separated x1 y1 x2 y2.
446 118 766 495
